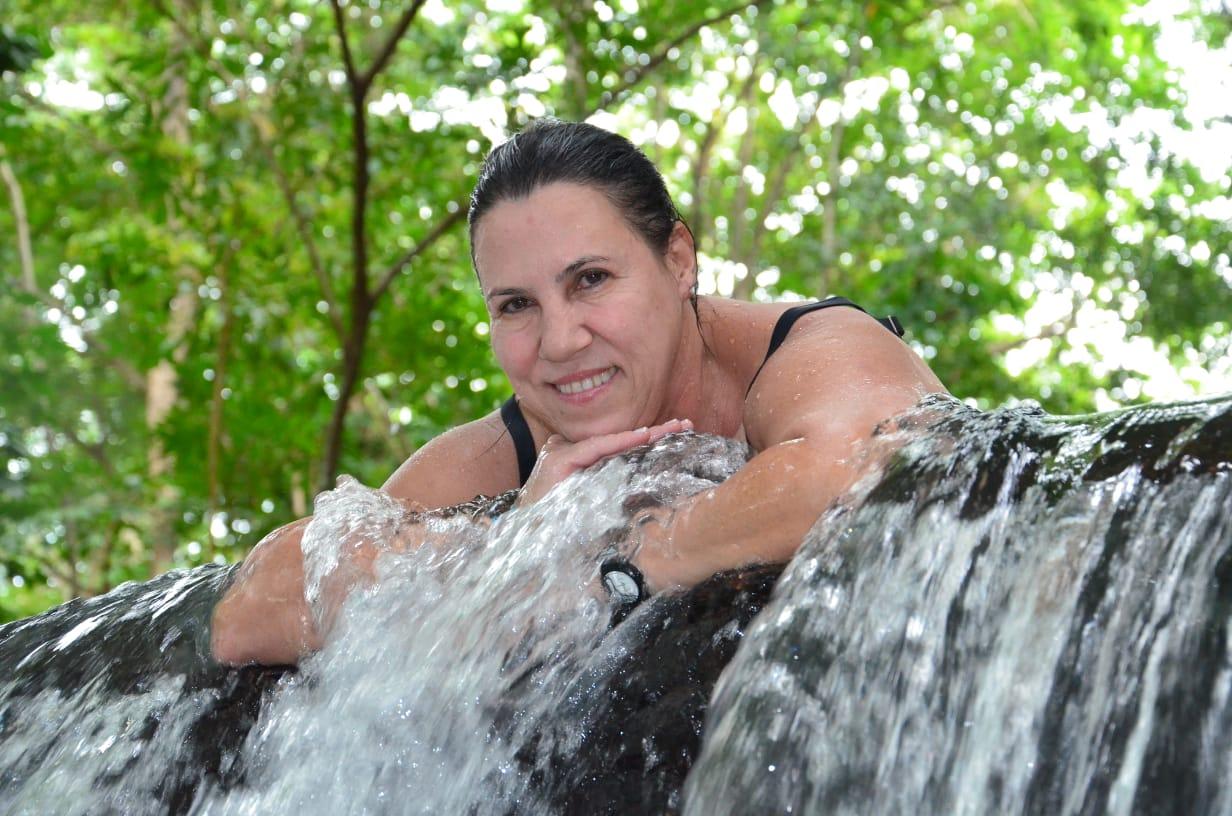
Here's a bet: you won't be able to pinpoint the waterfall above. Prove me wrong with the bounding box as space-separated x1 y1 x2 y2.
687 395 1232 815
1 394 1229 815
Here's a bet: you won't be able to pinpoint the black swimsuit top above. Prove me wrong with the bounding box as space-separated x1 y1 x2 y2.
499 296 905 486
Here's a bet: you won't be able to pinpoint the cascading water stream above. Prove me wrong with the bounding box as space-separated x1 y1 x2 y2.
1 432 760 814
0 394 1229 815
686 395 1232 815
195 432 750 815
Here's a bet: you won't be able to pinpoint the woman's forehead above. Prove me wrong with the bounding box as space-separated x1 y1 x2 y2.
473 183 641 283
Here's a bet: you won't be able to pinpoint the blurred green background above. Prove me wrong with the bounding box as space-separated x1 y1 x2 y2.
2 0 1230 619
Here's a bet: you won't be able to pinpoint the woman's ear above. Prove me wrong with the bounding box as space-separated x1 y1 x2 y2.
665 221 697 299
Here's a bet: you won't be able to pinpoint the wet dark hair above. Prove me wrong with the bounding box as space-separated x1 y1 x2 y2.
468 119 691 278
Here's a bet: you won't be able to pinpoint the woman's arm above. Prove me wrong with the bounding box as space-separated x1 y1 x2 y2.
635 307 946 589
211 413 517 666
211 518 321 666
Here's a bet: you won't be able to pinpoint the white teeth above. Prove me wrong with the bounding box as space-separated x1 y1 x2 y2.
557 367 615 395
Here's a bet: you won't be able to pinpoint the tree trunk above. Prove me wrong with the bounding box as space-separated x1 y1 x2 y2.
205 260 234 558
0 153 36 293
817 35 863 298
145 287 196 573
146 31 197 575
320 308 371 491
557 0 589 120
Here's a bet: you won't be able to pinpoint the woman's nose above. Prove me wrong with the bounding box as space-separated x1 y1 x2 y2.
539 306 591 362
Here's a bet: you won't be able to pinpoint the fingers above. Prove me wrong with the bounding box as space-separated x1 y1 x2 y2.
568 418 694 468
646 417 693 442
519 418 695 507
560 429 648 469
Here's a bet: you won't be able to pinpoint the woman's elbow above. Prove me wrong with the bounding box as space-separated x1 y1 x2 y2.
210 518 321 667
210 605 262 667
211 599 319 667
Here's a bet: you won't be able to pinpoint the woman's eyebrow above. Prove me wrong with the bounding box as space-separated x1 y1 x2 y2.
484 286 525 302
555 255 610 283
484 255 612 300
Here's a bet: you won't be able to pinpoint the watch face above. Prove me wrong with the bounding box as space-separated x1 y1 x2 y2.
603 570 641 605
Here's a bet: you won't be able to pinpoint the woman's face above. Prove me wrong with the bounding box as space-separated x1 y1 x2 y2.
472 182 696 442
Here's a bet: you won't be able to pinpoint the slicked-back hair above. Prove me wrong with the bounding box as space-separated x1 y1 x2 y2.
468 119 683 262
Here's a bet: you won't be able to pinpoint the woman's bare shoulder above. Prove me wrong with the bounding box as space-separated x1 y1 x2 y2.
701 296 790 330
699 296 794 374
742 306 946 449
381 410 520 508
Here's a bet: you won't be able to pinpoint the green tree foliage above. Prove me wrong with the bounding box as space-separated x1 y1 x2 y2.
1 0 1228 618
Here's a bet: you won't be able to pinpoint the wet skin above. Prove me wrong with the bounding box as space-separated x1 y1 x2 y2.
211 182 947 666
472 182 702 444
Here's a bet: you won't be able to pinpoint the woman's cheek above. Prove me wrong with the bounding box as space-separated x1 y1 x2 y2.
490 326 536 382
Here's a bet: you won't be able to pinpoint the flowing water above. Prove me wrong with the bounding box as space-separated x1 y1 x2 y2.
1 395 1230 814
688 395 1232 815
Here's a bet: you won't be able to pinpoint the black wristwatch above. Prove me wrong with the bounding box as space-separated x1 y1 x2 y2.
600 558 647 607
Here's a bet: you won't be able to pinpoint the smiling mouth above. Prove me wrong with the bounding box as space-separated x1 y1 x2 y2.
554 366 617 395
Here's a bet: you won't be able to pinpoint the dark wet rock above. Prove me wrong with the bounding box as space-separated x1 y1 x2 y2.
3 395 1232 814
0 558 779 815
525 564 782 816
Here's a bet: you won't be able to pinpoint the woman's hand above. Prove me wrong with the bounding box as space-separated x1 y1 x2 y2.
517 418 693 507
626 506 712 594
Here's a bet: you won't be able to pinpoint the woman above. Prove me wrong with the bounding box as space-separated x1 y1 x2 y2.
211 120 946 666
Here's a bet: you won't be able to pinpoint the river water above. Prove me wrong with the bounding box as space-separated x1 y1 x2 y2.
1 394 1229 814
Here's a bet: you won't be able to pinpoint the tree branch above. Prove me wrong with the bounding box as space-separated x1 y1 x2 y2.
987 317 1074 356
733 133 813 301
729 117 760 266
818 36 865 297
63 514 84 598
323 1 427 487
594 0 772 112
360 0 428 91
689 65 757 248
147 2 346 342
91 520 122 595
738 108 820 297
329 0 374 308
370 207 466 304
11 86 120 157
557 0 590 119
362 377 412 460
0 155 147 391
256 128 346 340
39 557 79 599
0 156 36 293
328 0 361 87
206 240 238 520
21 286 148 390
64 432 117 479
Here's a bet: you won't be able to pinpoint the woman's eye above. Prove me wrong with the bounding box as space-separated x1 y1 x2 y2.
499 297 532 315
578 269 608 288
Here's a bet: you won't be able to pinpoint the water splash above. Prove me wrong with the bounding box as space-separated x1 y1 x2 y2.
2 396 1231 815
1 432 750 815
685 394 1232 815
0 566 280 814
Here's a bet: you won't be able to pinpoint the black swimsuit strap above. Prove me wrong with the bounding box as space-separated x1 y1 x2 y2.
503 297 905 485
500 396 537 487
746 296 905 396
